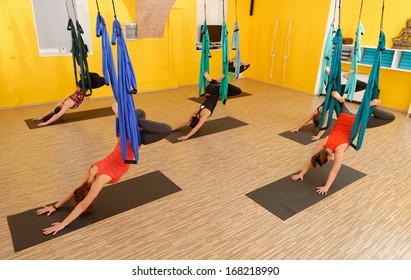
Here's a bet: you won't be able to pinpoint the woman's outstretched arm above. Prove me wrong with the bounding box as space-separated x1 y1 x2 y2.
290 109 317 133
41 175 110 235
316 147 345 195
291 138 327 181
36 167 93 217
177 115 208 141
37 100 74 127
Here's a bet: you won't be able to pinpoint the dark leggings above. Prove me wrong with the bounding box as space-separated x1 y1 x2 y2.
227 84 242 96
228 62 250 74
340 80 367 93
339 104 395 128
136 109 172 145
207 81 242 97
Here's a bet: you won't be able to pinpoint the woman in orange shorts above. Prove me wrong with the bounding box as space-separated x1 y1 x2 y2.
291 91 382 195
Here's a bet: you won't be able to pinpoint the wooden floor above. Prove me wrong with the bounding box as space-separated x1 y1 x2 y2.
1 78 411 260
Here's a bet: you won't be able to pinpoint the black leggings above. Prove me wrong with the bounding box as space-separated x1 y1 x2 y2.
78 73 106 89
136 109 172 145
339 104 395 128
228 62 250 74
227 84 242 96
207 81 242 97
340 80 367 93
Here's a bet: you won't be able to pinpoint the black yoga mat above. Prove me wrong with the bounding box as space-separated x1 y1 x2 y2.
188 92 252 104
246 162 366 220
278 119 336 145
166 116 248 143
7 171 181 252
25 107 115 129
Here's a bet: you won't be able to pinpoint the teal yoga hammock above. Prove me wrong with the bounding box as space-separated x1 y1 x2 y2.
350 1 386 151
198 22 211 96
198 0 211 96
344 0 365 100
319 27 343 131
318 0 338 95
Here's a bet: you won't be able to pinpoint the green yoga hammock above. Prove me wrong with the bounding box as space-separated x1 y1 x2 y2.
65 0 92 96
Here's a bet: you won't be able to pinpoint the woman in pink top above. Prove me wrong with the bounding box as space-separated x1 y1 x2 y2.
291 91 381 195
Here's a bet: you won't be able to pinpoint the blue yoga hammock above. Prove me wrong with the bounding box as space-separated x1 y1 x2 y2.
112 17 140 163
96 12 116 92
95 2 140 164
231 20 241 79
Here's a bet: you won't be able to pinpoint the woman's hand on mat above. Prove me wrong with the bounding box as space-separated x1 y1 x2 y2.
43 222 65 235
311 135 320 141
316 186 329 195
291 174 303 181
36 205 56 216
290 128 299 133
37 122 47 127
32 117 41 121
177 135 189 141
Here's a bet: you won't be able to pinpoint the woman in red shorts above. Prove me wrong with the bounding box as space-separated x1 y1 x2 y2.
291 91 381 195
36 103 172 235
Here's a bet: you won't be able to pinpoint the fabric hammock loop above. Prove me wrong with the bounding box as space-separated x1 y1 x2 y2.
65 0 92 96
318 27 343 131
350 30 385 151
198 2 211 97
95 2 140 164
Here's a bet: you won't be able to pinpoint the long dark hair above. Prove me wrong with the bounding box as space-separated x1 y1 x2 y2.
190 116 200 128
311 150 330 168
41 106 62 122
73 182 94 214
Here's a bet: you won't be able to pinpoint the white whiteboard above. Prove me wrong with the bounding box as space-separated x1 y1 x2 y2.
31 0 92 56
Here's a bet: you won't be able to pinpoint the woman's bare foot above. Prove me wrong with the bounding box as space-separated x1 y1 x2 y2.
370 99 381 107
203 71 212 82
240 60 250 66
331 90 345 103
325 66 330 75
343 69 355 80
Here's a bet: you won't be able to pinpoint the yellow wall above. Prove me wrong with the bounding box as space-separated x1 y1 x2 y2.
1 0 410 111
340 0 411 111
0 0 196 108
243 0 331 94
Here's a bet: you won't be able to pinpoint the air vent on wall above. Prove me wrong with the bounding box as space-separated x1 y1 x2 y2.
124 23 137 40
